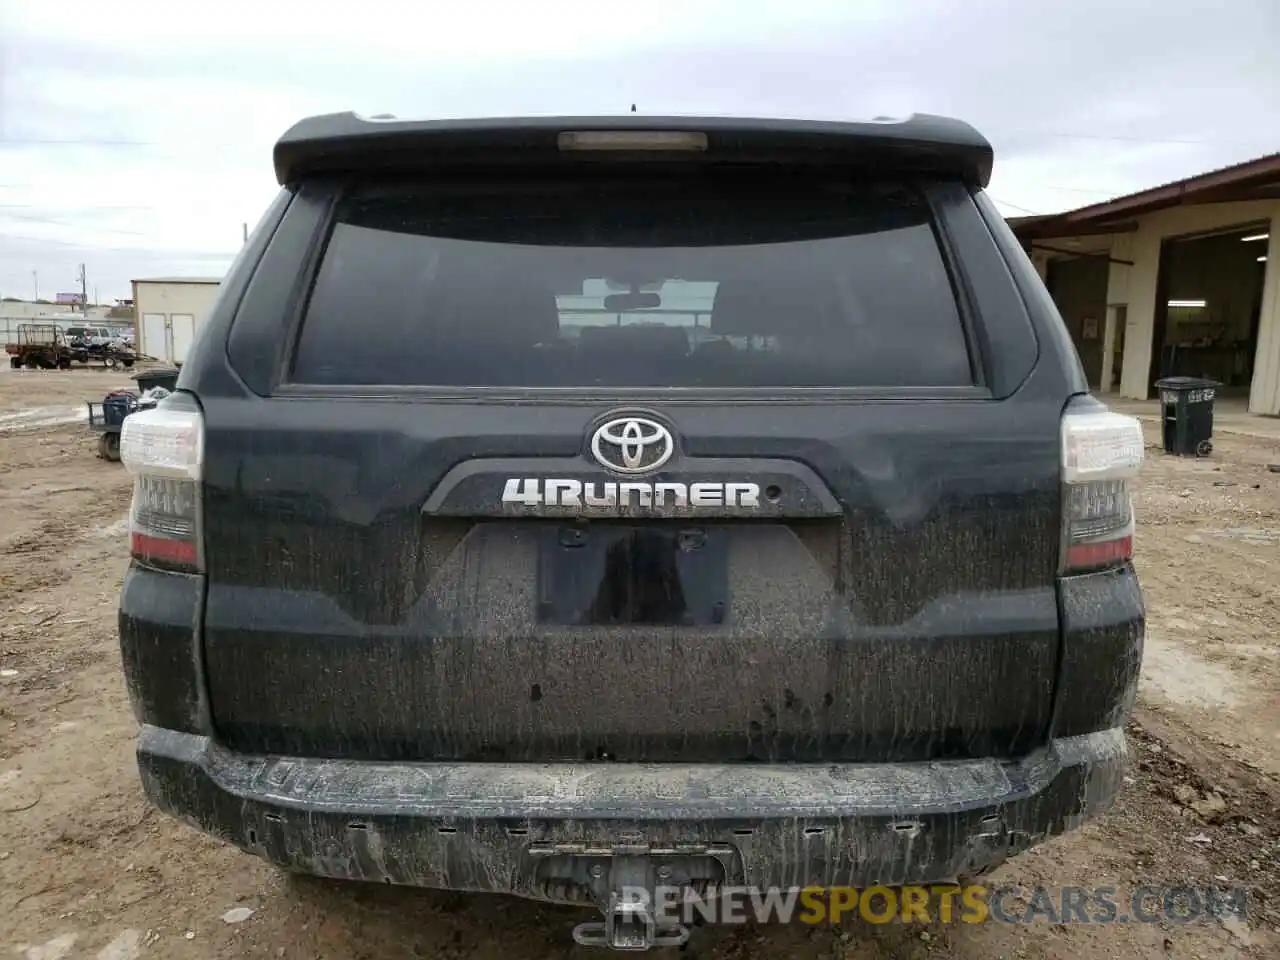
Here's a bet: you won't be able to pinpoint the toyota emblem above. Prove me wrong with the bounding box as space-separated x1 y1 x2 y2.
590 416 675 475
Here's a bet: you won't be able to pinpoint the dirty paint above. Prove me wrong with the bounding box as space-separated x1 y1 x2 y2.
112 163 1148 922
138 723 1126 898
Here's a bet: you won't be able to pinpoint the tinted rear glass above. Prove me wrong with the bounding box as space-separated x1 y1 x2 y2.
291 175 974 388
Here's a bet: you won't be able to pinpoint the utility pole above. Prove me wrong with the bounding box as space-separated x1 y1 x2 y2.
242 222 249 245
78 263 88 314
32 270 38 302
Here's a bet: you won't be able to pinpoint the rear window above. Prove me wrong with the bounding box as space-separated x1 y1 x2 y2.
291 174 975 388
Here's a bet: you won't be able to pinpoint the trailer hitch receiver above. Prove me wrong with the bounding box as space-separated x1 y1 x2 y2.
572 890 690 951
569 855 693 951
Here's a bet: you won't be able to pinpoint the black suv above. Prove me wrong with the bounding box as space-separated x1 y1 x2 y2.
118 112 1145 950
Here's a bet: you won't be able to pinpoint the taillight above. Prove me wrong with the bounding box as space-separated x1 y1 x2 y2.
119 401 204 573
1060 408 1144 574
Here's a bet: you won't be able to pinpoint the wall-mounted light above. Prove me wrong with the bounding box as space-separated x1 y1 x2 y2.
1260 256 1269 263
1167 299 1207 308
1241 233 1270 242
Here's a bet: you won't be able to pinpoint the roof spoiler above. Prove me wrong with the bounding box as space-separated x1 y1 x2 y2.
272 112 994 188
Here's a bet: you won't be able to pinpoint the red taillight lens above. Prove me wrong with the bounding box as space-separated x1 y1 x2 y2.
1061 409 1144 575
120 403 203 573
129 474 201 570
1065 533 1134 570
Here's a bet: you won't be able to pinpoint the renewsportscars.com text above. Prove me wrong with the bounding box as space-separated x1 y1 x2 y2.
633 885 1248 926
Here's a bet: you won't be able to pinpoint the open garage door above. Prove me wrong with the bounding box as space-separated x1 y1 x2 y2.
1150 225 1269 396
1046 256 1109 389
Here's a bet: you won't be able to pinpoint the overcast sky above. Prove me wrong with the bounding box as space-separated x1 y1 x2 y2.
1 0 1277 302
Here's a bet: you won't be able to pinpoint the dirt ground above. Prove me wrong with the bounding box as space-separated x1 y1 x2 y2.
1 366 1277 960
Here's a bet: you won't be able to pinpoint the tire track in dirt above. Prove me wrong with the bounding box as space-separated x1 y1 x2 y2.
1131 426 1280 784
0 405 87 434
0 424 133 749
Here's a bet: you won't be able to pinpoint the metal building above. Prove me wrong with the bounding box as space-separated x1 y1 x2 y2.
1009 153 1280 416
131 277 222 365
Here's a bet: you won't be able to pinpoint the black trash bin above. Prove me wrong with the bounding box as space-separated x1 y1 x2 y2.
131 367 180 395
1154 376 1219 457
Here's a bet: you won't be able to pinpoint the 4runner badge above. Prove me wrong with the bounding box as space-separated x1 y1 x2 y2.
501 478 761 510
500 414 761 511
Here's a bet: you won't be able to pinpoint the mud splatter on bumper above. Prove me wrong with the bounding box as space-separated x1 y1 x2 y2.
137 725 1126 896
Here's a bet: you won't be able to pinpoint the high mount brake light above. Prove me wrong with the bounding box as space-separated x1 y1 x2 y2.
1060 410 1144 574
557 130 709 152
119 406 204 572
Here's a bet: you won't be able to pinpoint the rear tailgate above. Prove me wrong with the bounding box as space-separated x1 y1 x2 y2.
197 131 1070 765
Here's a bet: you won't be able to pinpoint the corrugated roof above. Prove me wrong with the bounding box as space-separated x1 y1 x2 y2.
1092 150 1280 204
1024 151 1280 230
1005 214 1053 227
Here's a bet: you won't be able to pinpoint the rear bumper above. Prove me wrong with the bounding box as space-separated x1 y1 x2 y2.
137 724 1127 895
